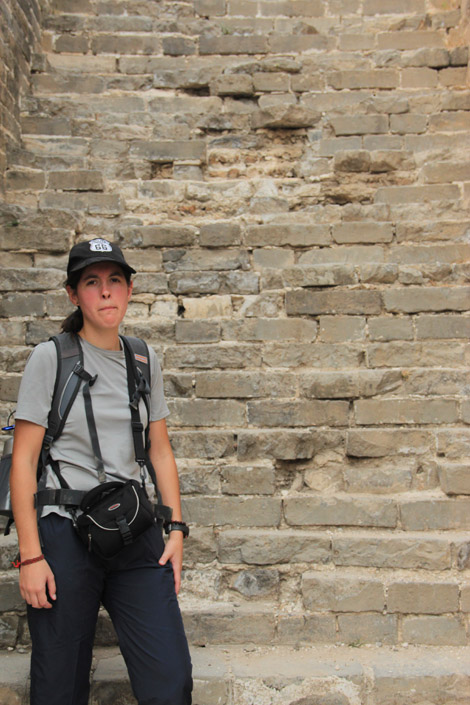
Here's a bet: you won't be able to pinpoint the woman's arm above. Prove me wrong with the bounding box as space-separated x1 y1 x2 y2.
148 418 185 594
10 420 56 609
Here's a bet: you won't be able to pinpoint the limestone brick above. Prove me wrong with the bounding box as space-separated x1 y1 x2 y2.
387 581 459 614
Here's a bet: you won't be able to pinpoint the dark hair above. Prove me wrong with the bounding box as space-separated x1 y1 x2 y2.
60 265 132 334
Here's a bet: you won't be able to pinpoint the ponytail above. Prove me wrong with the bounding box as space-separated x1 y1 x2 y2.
61 307 83 334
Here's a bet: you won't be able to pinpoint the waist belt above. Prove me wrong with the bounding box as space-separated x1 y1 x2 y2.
35 488 173 523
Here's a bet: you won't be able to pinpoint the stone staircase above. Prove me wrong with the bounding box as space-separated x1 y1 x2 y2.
1 0 470 702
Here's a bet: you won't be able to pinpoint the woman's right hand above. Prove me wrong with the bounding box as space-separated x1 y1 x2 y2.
19 560 57 609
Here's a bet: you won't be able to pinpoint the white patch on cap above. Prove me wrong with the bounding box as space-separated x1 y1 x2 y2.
89 238 113 252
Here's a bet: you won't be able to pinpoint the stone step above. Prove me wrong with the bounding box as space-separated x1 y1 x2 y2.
2 644 470 704
3 564 470 649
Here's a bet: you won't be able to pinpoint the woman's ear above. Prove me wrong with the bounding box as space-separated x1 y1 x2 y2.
66 285 79 307
127 279 134 301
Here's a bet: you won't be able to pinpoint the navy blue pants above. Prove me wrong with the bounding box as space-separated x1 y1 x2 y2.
27 514 192 705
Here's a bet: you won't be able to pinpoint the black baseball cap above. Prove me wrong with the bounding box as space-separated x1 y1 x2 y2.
67 238 136 279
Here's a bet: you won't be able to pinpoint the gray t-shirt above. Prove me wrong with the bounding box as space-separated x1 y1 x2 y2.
15 337 169 518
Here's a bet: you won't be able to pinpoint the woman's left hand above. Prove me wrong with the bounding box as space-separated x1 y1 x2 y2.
158 531 184 594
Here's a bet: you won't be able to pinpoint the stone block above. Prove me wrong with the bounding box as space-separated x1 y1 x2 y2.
286 289 382 316
182 497 281 527
269 35 332 53
246 224 331 247
199 35 268 55
347 429 432 458
328 70 398 90
376 184 460 204
439 67 468 87
21 116 71 135
199 222 241 247
364 0 425 12
333 535 451 570
0 292 46 317
319 316 366 342
6 169 45 190
129 141 206 163
368 341 465 368
263 341 364 369
301 370 402 399
355 399 458 425
402 615 467 645
282 265 357 288
422 161 470 184
47 170 104 191
338 614 398 645
194 0 226 15
378 31 445 50
285 496 397 528
302 573 385 612
333 223 393 244
182 296 232 319
210 75 254 96
0 375 21 402
91 34 161 55
277 614 337 644
401 499 470 530
168 431 235 459
253 248 295 269
196 372 296 399
344 461 414 494
0 614 19 648
232 568 279 597
168 399 245 427
247 400 349 427
165 344 262 369
334 150 371 172
387 581 459 614
383 286 470 313
221 466 275 495
252 104 321 129
0 575 23 612
217 528 331 565
162 36 197 56
117 225 196 249
222 319 317 342
175 321 221 343
184 606 276 645
330 115 388 136
164 249 248 272
0 267 64 292
237 430 322 461
390 114 427 134
368 317 414 341
253 72 290 92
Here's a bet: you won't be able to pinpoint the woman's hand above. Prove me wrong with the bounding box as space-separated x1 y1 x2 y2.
158 531 184 595
19 560 57 609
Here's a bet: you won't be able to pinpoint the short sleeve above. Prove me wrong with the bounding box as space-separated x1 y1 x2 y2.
15 341 57 428
149 347 170 422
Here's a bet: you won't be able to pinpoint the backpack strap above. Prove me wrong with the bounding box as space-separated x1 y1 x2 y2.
43 333 84 455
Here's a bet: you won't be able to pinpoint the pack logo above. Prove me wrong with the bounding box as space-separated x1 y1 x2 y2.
108 503 121 511
90 238 113 253
134 354 148 364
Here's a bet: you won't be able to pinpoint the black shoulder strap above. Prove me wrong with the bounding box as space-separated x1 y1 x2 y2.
120 335 159 492
44 333 84 451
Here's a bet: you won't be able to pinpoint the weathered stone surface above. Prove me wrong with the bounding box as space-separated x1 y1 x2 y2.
302 573 384 612
387 582 459 615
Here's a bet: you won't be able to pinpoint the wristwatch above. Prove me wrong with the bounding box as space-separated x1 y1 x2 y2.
164 520 189 538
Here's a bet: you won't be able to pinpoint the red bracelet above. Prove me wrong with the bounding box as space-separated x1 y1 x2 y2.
13 554 45 569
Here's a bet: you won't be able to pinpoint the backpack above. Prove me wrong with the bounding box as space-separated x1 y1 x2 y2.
0 332 170 535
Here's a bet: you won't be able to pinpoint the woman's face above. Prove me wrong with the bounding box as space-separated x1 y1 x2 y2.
67 262 133 333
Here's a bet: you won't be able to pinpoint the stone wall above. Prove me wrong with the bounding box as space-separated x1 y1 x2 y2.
1 0 470 655
0 0 50 195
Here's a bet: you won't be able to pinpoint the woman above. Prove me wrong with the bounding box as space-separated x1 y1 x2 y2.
10 238 192 705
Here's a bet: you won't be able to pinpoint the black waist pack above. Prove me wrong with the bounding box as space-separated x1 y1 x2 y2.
75 480 155 560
